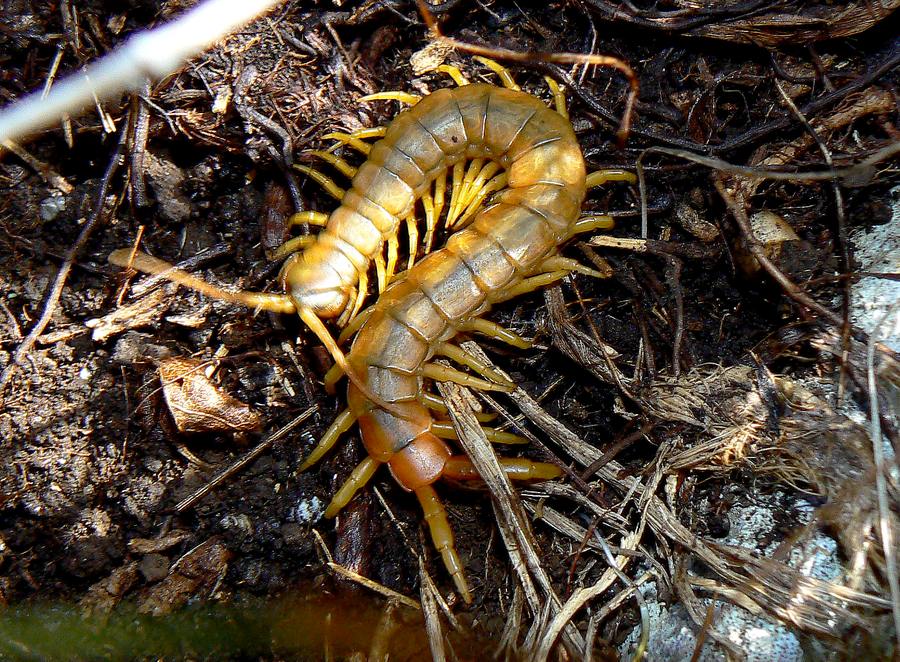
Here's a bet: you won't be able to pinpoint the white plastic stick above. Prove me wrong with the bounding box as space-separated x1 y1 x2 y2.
0 0 283 144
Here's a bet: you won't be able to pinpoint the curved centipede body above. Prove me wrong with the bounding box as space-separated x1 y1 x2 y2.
111 61 634 604
303 82 589 601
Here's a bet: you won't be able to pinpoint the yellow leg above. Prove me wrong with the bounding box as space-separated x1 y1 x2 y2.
324 362 343 394
374 250 387 293
446 161 466 230
307 151 358 179
324 456 381 518
386 234 399 285
434 342 515 389
574 214 615 234
474 56 520 91
322 127 387 156
455 317 531 349
293 164 346 200
448 158 485 227
415 484 471 603
455 168 505 228
424 172 446 253
459 160 501 227
585 169 636 188
298 408 357 471
419 391 497 422
437 64 469 87
287 210 329 228
267 234 316 261
431 422 526 445
421 363 514 392
494 270 569 302
443 456 562 481
348 266 369 321
544 76 567 118
405 214 419 271
109 249 295 313
338 305 375 343
359 91 421 106
538 255 605 279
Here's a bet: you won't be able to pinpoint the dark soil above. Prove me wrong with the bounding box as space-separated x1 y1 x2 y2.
0 1 897 659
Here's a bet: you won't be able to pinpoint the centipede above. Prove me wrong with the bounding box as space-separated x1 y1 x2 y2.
110 56 636 603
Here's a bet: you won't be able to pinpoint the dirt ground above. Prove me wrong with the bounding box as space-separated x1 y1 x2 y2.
0 1 898 659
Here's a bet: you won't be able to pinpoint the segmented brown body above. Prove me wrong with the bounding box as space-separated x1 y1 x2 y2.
340 83 585 484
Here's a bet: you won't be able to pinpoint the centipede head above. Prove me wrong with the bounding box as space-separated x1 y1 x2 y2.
278 249 354 320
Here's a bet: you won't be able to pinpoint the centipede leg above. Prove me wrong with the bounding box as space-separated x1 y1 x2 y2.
287 210 330 228
544 76 568 118
423 173 446 253
446 161 466 229
432 421 526 445
324 456 381 518
323 362 343 394
385 234 399 284
338 305 375 344
434 342 515 389
322 127 388 156
405 214 420 271
437 64 469 87
347 266 369 321
267 235 316 261
307 150 358 179
455 318 531 349
474 56 520 91
573 214 615 234
419 391 497 423
443 456 563 481
374 251 387 293
415 484 471 603
492 270 569 302
538 255 606 279
298 408 357 471
359 91 422 106
293 164 346 201
421 363 514 392
456 170 507 228
585 169 637 189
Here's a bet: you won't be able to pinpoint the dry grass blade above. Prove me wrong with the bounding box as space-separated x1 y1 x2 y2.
436 379 585 655
0 0 284 144
419 562 448 662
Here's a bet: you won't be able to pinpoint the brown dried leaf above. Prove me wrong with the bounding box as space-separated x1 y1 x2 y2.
159 357 262 434
137 538 232 616
85 286 173 342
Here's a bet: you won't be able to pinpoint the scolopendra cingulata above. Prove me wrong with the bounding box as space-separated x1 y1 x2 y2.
110 56 637 603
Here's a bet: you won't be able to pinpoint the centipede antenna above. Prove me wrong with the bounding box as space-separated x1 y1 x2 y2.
109 249 296 313
298 307 407 418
